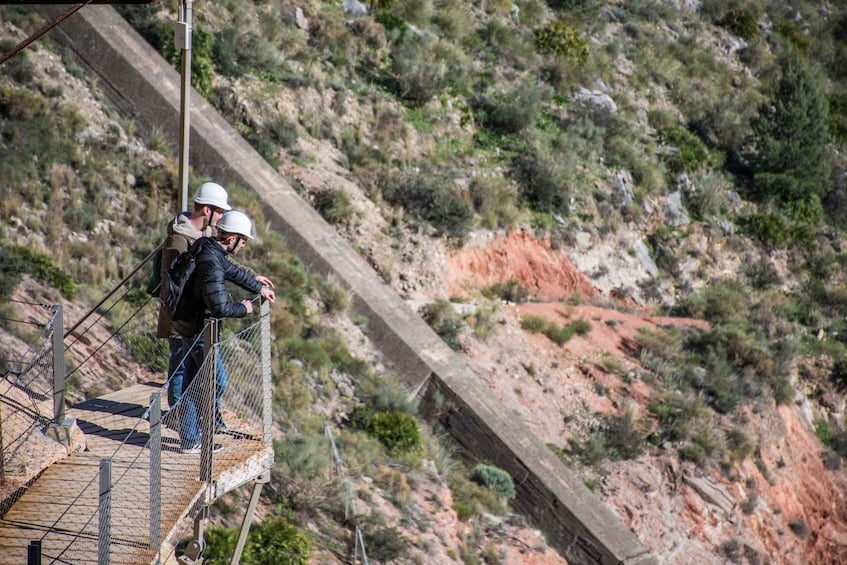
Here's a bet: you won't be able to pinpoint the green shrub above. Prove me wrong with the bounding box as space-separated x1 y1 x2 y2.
124 334 168 372
533 20 589 62
5 50 34 84
313 188 354 225
202 527 239 563
520 315 590 346
563 431 609 467
743 211 790 249
511 149 570 214
421 299 465 351
354 371 418 415
649 392 707 443
603 409 645 460
477 79 551 135
203 516 311 564
469 176 520 229
569 318 592 336
359 522 410 562
725 427 755 463
312 274 350 314
520 314 548 333
657 124 713 175
483 279 529 304
383 34 469 107
380 170 473 237
774 20 810 54
679 442 708 465
716 6 760 40
0 245 75 299
282 336 332 372
211 28 279 79
248 517 312 565
470 464 516 499
368 411 422 452
480 18 538 69
448 468 507 520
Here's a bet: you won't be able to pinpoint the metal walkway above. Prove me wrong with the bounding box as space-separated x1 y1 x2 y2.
0 381 272 564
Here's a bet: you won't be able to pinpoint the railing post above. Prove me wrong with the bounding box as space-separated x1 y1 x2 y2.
149 393 162 550
98 458 112 565
199 320 216 483
261 301 272 446
0 402 4 485
27 540 41 565
52 305 65 424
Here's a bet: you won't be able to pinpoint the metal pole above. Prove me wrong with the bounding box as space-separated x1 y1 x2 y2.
199 320 216 483
176 0 193 213
230 474 268 565
98 459 112 565
260 301 272 446
149 393 162 549
27 540 41 565
52 305 66 424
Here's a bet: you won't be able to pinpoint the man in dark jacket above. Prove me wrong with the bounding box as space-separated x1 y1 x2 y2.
156 182 230 411
173 210 275 454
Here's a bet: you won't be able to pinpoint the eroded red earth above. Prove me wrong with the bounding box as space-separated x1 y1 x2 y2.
445 231 847 564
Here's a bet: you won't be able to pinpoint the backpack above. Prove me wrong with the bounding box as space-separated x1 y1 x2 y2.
163 240 202 321
145 247 163 296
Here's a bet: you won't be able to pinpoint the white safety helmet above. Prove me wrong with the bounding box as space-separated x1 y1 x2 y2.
217 210 255 240
193 182 231 210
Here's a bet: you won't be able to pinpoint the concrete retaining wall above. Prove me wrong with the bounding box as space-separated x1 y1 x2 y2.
39 6 655 564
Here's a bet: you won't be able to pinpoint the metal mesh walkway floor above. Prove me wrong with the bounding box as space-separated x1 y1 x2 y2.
0 382 273 564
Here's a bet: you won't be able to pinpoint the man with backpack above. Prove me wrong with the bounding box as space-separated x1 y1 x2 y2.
155 182 272 431
171 209 275 454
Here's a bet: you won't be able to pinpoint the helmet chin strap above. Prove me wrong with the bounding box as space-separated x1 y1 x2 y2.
202 206 213 231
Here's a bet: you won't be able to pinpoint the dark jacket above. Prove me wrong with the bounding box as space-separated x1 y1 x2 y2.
156 212 210 338
172 236 262 338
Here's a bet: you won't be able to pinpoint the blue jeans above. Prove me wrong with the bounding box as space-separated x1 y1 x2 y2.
167 338 187 407
177 337 229 448
167 338 228 413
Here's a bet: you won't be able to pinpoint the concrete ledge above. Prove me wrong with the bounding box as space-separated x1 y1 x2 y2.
40 6 655 563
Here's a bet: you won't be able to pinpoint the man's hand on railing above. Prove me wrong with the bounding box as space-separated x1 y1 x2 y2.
255 275 274 289
259 287 275 306
242 299 254 314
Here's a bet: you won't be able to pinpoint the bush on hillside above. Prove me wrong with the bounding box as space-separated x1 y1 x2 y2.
421 299 465 351
511 149 570 215
475 78 552 135
470 464 516 499
533 20 589 62
380 170 472 237
203 516 312 564
469 175 520 229
384 34 469 107
365 410 422 452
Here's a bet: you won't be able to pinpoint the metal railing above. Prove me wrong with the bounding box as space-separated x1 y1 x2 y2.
0 303 64 496
1 247 274 564
15 306 273 565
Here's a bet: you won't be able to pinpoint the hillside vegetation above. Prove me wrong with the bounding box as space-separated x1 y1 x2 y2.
4 0 847 563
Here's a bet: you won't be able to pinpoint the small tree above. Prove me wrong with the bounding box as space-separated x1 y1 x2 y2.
750 45 831 211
